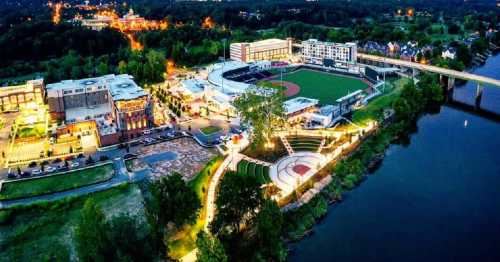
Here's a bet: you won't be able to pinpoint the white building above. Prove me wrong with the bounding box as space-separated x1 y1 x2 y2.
441 48 457 60
230 38 293 63
301 39 357 69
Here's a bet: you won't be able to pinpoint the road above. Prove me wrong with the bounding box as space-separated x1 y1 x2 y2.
358 53 500 87
0 158 134 209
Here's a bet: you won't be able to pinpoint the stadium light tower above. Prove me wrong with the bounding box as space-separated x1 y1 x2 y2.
221 38 227 93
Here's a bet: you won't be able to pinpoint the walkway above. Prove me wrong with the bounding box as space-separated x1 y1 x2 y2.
204 155 234 230
0 158 133 209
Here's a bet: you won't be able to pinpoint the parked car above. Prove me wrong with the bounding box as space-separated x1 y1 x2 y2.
7 172 16 179
70 162 80 168
46 166 56 173
124 153 138 159
143 137 155 144
143 129 151 135
32 169 42 175
20 171 31 177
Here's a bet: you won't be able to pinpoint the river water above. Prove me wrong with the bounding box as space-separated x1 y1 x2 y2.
290 55 500 262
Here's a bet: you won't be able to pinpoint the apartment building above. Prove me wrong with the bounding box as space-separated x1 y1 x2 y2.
302 39 357 68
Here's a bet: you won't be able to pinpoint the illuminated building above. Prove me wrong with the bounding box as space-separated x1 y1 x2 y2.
46 74 152 145
230 38 293 63
301 39 357 69
74 9 168 32
0 79 44 112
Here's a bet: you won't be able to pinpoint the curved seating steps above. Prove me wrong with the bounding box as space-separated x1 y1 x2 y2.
272 154 324 191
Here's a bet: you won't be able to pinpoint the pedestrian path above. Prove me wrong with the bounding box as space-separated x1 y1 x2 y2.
204 156 232 230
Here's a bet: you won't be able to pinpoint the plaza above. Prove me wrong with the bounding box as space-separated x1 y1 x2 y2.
128 138 218 180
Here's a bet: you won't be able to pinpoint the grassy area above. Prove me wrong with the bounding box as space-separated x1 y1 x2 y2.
272 69 369 104
0 183 144 262
352 77 410 126
0 163 114 200
288 136 323 152
199 126 222 136
16 124 46 138
168 156 224 259
236 160 272 185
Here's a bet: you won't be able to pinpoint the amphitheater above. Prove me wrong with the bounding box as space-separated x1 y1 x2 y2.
269 152 328 196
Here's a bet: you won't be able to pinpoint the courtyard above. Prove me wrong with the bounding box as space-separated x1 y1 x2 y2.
270 69 369 104
129 137 218 180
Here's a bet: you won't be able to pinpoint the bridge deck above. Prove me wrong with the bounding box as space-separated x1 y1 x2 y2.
358 53 500 87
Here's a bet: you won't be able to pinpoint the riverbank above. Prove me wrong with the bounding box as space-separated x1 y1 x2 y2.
282 73 445 249
290 105 500 261
287 55 500 261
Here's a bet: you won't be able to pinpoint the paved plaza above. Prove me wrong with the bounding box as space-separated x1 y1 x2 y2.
130 137 218 180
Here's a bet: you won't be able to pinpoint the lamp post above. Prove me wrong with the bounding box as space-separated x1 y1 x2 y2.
221 38 227 94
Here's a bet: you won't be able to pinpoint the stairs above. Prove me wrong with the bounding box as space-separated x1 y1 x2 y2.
317 138 326 153
279 135 294 155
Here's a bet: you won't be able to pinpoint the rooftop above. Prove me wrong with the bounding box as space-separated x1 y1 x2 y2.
232 38 290 48
207 61 253 96
46 74 147 101
180 79 207 95
284 97 319 115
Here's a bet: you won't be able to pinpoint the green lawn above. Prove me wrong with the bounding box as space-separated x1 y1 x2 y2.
16 124 46 138
168 156 223 259
0 163 114 200
272 69 369 104
199 126 222 136
352 77 410 126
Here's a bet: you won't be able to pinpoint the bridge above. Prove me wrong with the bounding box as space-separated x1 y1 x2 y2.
357 53 500 109
357 53 500 88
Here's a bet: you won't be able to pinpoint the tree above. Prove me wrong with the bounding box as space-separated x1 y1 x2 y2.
196 231 228 262
97 61 108 76
233 85 285 147
254 200 286 261
107 214 154 262
75 199 111 262
118 60 128 74
144 173 201 254
210 173 263 236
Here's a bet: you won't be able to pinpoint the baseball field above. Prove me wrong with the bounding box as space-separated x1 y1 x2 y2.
271 69 369 104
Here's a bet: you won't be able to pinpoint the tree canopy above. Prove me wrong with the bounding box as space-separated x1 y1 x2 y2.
144 173 201 255
196 231 228 262
233 85 285 147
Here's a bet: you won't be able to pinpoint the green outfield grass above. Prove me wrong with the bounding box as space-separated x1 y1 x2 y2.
352 77 410 126
272 69 369 104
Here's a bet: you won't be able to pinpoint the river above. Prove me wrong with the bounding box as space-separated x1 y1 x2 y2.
290 55 500 262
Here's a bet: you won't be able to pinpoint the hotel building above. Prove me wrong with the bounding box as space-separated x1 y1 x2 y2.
230 38 293 63
301 39 357 68
46 74 152 145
